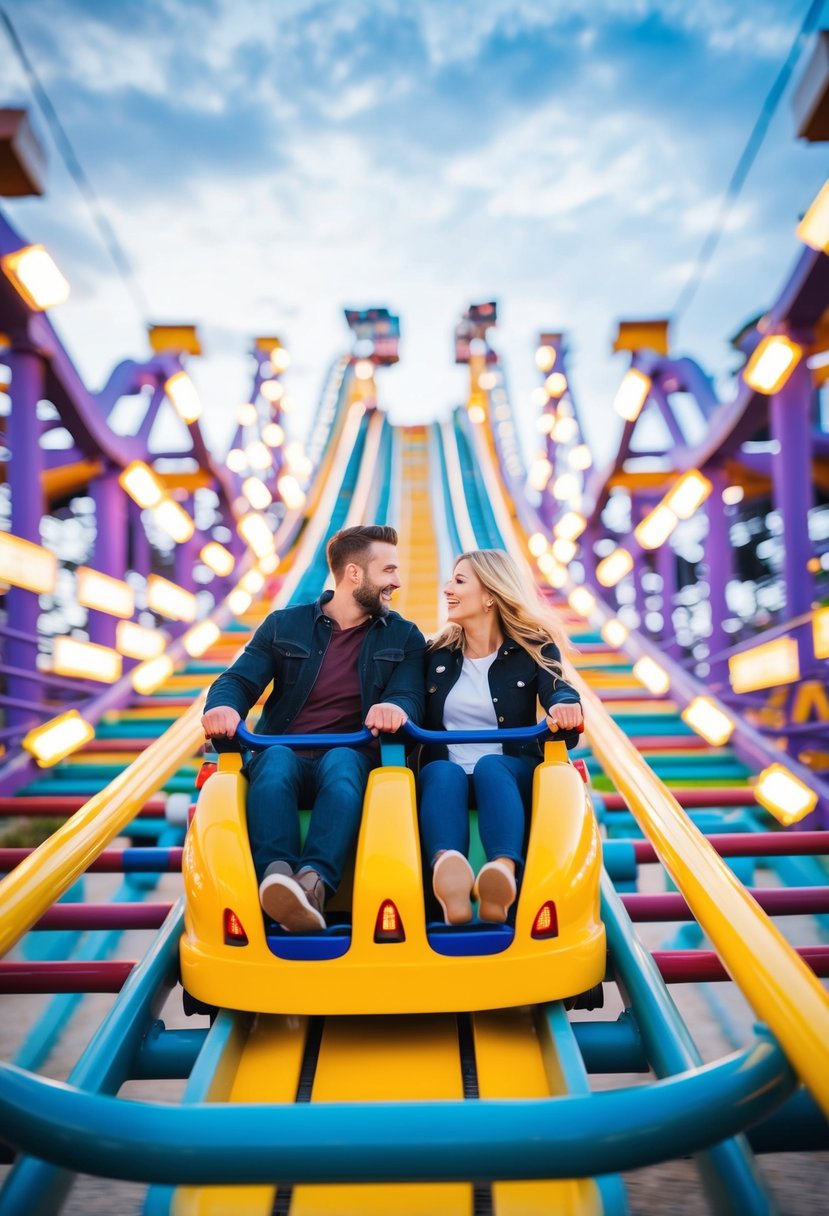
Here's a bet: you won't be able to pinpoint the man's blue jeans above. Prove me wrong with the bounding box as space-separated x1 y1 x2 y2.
246 746 374 892
419 753 538 871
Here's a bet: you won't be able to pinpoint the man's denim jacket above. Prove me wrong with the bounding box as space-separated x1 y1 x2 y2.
204 591 427 734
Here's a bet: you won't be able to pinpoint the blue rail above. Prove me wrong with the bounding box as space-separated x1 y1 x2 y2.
0 1035 796 1185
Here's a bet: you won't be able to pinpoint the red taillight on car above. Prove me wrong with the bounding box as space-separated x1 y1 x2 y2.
223 908 248 946
374 899 406 943
195 762 217 790
531 901 559 939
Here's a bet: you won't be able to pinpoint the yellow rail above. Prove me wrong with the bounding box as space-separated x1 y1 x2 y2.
576 675 829 1119
0 697 207 956
393 426 443 636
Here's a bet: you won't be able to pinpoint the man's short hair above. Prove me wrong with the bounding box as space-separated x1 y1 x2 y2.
327 525 398 581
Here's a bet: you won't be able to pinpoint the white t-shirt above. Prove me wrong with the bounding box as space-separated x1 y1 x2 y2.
443 652 502 774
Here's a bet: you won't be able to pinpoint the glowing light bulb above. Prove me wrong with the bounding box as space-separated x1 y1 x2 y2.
613 369 651 422
1 243 69 310
743 335 803 395
165 372 202 423
535 345 556 372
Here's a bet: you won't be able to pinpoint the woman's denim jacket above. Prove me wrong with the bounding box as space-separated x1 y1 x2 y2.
204 591 426 734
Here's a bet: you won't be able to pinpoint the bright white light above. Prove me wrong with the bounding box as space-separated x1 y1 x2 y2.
228 588 253 615
131 655 175 695
182 620 221 658
743 336 802 395
354 359 375 381
552 473 579 501
22 710 94 766
270 347 291 372
53 637 122 684
545 372 567 397
242 476 273 511
237 403 258 426
116 620 167 660
729 637 800 693
596 548 634 587
680 696 735 746
755 763 818 825
165 372 202 424
240 569 265 595
226 448 248 474
262 423 285 447
277 474 306 511
535 345 556 372
528 532 548 557
634 504 677 550
246 441 273 470
119 461 165 509
1 244 70 310
568 587 596 618
568 444 592 471
260 379 285 403
796 180 829 252
554 511 587 542
613 369 651 422
552 416 578 444
0 533 57 595
199 542 235 578
601 618 628 648
552 538 577 564
663 470 712 520
529 458 553 492
238 512 276 558
722 484 744 506
76 568 134 618
153 499 196 544
633 656 670 695
147 574 197 622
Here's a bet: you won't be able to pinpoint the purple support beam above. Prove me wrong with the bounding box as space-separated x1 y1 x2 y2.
704 468 732 687
652 946 829 983
602 788 757 810
622 887 829 921
0 960 135 993
89 472 129 647
770 360 815 622
0 847 183 872
5 345 45 735
32 903 172 930
173 497 199 596
0 794 165 816
655 540 680 659
631 832 829 862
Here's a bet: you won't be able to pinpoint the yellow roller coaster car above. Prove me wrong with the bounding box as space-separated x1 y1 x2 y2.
180 728 605 1016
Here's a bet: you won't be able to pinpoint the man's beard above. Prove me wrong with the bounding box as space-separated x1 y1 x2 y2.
354 579 390 616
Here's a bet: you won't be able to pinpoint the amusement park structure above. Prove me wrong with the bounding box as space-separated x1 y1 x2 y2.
0 98 828 1214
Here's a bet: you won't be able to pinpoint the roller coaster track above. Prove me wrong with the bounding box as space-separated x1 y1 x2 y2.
1 216 829 1214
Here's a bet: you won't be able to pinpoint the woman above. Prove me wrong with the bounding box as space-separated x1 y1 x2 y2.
419 549 583 925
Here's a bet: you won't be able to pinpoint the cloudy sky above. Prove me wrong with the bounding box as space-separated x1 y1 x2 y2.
2 0 827 469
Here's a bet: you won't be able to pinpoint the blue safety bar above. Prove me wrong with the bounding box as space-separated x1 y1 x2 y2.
234 719 570 751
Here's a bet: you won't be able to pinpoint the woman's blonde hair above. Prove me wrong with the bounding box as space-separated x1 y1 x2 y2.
430 549 570 677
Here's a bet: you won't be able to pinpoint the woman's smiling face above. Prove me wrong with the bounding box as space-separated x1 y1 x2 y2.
443 558 489 627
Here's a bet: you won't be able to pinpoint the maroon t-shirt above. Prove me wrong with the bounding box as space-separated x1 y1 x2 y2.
287 618 371 736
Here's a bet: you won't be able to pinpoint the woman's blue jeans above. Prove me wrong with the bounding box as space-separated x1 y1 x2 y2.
246 746 374 892
418 753 538 871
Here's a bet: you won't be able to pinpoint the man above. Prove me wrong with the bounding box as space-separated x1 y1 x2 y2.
201 525 425 932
